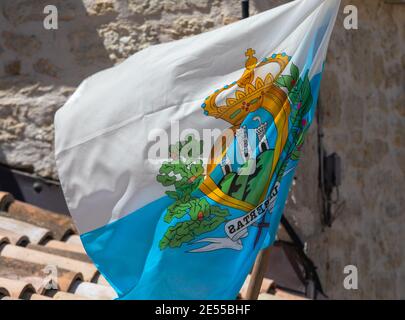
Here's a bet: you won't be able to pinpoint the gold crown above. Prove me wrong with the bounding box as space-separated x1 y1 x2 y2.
201 48 290 126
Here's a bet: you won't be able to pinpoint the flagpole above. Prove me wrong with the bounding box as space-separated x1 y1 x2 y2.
241 0 250 19
246 245 272 299
240 0 269 301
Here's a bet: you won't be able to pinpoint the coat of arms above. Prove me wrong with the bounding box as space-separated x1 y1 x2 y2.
157 48 313 252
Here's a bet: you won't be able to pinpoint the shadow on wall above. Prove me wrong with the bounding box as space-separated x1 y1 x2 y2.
0 0 115 89
253 0 291 12
0 149 24 200
253 0 405 300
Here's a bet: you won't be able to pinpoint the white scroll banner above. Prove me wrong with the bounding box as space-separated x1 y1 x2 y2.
190 182 280 252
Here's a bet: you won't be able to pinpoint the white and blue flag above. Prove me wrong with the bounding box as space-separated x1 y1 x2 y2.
55 0 340 299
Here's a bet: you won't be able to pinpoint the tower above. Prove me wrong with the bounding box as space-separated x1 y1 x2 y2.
255 120 269 153
236 126 252 163
221 156 232 175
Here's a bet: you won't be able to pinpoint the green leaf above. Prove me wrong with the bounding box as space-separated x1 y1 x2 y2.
276 161 288 182
296 131 305 147
159 221 195 249
157 173 176 187
171 164 189 177
193 216 225 235
288 77 303 104
159 215 228 250
299 94 313 116
291 150 301 161
158 162 174 174
301 73 311 103
275 75 294 91
157 134 231 250
164 202 190 223
190 162 204 177
289 90 300 105
210 206 229 217
165 191 180 200
198 198 210 214
290 63 299 81
189 200 202 220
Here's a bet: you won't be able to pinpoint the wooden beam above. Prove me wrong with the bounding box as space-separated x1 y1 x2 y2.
246 246 272 300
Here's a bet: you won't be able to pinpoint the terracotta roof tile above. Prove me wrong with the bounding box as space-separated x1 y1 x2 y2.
0 234 8 248
69 281 118 300
44 239 86 254
0 192 75 240
47 290 92 300
0 245 98 282
0 190 308 300
95 274 110 287
0 285 10 299
64 235 81 246
0 216 52 244
0 228 29 246
0 277 36 299
27 243 91 263
25 293 54 300
0 191 114 300
0 256 82 293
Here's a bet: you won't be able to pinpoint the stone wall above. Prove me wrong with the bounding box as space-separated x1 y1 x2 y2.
0 0 404 298
286 0 405 299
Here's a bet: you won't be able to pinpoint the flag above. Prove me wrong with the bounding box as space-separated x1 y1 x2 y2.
55 0 340 299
